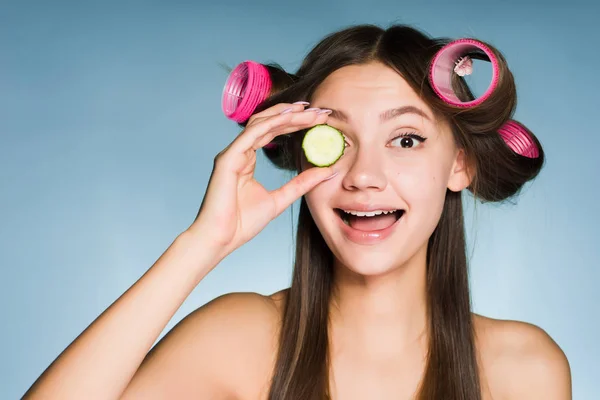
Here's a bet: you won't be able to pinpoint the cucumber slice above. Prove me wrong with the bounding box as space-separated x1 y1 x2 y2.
302 124 345 167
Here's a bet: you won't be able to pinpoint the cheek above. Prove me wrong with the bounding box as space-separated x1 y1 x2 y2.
392 159 449 206
304 177 336 219
391 159 450 243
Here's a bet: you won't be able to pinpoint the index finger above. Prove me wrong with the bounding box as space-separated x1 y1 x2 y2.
246 101 310 126
229 107 330 154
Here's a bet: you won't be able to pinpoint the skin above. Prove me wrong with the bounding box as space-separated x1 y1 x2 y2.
33 63 570 399
302 62 460 397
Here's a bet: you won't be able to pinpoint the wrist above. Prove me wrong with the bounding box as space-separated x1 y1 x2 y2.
174 230 227 276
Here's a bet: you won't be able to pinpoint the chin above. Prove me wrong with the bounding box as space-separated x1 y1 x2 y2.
333 251 406 277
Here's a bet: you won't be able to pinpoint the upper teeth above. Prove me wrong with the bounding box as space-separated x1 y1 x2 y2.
342 209 397 217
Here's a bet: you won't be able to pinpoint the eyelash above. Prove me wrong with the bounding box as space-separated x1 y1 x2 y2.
342 131 427 147
391 131 427 146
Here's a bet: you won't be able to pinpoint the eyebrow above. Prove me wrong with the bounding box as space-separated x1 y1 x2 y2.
324 105 432 123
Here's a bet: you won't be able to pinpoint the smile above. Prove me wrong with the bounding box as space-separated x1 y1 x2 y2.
334 208 405 245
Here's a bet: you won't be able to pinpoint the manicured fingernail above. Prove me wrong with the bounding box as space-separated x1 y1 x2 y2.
280 107 293 114
293 101 310 105
317 109 332 115
304 108 321 112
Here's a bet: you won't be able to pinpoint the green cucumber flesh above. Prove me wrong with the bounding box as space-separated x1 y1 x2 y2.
302 124 345 167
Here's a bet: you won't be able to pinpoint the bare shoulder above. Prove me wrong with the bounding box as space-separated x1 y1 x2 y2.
474 314 572 400
123 290 286 400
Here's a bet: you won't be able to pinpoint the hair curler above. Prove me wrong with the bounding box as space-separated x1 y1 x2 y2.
222 61 272 123
430 39 539 158
498 120 539 158
429 38 499 108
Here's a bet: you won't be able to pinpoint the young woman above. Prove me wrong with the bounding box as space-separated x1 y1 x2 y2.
23 24 571 399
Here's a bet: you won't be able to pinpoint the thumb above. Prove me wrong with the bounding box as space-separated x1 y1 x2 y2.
270 167 338 216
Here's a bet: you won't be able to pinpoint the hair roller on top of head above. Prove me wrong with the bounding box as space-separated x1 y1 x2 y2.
498 120 540 158
429 38 539 158
429 38 499 108
222 61 272 123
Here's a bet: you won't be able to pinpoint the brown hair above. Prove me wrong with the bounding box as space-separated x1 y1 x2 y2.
237 23 544 399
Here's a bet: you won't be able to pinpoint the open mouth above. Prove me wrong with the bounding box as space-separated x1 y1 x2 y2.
334 208 405 232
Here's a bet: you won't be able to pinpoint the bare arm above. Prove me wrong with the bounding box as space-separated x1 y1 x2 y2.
120 291 281 399
483 319 572 400
23 231 222 400
22 102 333 400
512 324 571 399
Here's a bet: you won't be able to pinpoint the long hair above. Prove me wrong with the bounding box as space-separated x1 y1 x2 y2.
238 24 544 399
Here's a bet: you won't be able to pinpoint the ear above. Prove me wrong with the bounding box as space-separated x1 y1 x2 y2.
447 148 473 192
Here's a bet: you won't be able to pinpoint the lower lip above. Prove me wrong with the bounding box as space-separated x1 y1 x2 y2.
336 211 402 245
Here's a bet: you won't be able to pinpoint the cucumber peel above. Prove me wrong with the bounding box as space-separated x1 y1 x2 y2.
302 124 345 167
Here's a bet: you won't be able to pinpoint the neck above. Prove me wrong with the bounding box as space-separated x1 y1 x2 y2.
328 244 429 359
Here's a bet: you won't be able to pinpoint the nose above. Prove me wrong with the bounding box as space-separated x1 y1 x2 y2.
341 145 388 192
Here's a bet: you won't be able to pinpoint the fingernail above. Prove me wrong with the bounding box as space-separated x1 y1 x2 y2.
304 108 321 112
317 109 332 115
280 107 293 115
293 101 310 105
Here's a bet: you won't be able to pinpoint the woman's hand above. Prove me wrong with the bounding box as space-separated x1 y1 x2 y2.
186 102 336 260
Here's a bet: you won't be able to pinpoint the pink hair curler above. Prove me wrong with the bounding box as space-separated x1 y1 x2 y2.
222 61 272 123
429 38 499 108
498 120 539 158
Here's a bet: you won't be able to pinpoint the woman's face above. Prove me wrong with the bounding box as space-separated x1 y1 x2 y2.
303 62 471 275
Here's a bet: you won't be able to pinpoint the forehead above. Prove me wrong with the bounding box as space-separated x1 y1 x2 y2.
312 62 429 112
310 62 452 139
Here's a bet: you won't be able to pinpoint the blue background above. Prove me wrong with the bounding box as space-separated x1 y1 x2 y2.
1 0 598 398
